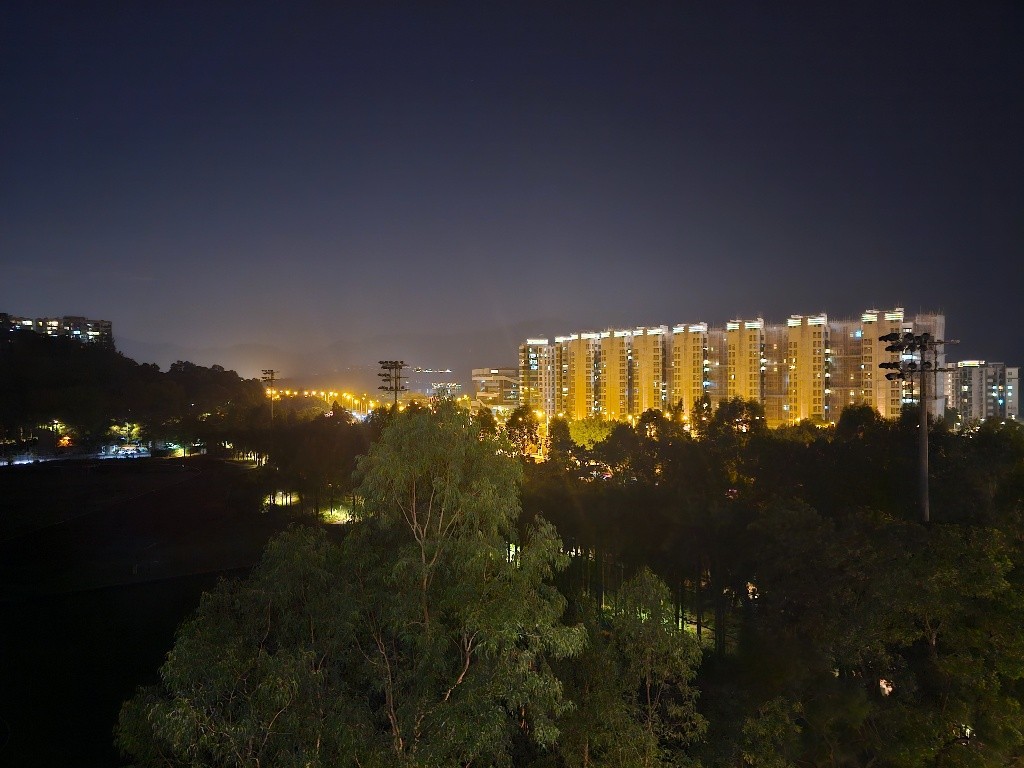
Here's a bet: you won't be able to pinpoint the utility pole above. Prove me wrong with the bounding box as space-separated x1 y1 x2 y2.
261 369 278 423
378 360 407 408
878 332 954 523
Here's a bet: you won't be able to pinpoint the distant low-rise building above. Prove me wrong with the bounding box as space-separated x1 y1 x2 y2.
406 367 461 399
471 367 519 416
1 313 113 347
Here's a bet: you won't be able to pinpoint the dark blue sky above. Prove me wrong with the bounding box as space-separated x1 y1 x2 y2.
2 2 1021 381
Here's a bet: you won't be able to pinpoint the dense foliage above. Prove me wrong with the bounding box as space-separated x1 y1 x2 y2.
117 405 708 767
102 371 1024 767
520 402 1024 768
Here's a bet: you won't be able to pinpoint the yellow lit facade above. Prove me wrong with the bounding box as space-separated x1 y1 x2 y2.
786 314 829 424
670 323 707 417
726 319 764 403
669 323 732 423
518 338 554 414
860 309 906 419
631 326 667 415
600 330 631 421
565 333 601 420
521 307 947 426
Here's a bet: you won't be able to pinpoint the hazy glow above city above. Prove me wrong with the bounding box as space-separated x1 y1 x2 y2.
2 3 1021 381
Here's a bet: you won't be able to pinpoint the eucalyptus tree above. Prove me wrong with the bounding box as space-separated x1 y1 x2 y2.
117 402 584 767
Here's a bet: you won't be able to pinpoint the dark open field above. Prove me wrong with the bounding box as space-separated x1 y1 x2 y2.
0 457 296 767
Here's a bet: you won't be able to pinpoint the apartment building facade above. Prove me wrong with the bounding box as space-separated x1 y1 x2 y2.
947 361 1020 424
1 313 113 347
471 368 520 416
521 307 952 427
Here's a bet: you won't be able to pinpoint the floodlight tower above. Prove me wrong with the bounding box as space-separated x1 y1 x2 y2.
261 369 279 422
878 332 954 523
378 360 408 408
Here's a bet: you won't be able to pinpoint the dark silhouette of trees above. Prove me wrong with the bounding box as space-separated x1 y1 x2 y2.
268 409 367 515
546 416 576 472
473 404 499 435
0 332 265 452
505 404 541 456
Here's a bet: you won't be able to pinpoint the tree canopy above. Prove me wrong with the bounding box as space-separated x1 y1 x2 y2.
117 402 586 767
112 390 1024 768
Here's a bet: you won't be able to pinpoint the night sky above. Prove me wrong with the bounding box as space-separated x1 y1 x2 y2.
3 2 1022 383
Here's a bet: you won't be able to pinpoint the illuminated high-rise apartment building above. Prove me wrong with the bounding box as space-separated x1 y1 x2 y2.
706 326 729 407
827 318 866 416
564 333 602 420
726 318 764 403
786 314 829 423
518 339 554 414
857 309 948 421
526 327 668 422
827 308 947 422
600 330 631 420
858 309 906 419
911 312 947 420
670 323 709 416
552 337 570 417
763 323 789 427
631 326 668 415
669 323 730 422
521 307 949 426
947 361 1017 424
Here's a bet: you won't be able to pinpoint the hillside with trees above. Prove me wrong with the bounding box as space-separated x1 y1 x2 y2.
0 332 266 455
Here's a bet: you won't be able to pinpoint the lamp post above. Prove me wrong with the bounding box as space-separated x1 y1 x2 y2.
878 332 953 523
